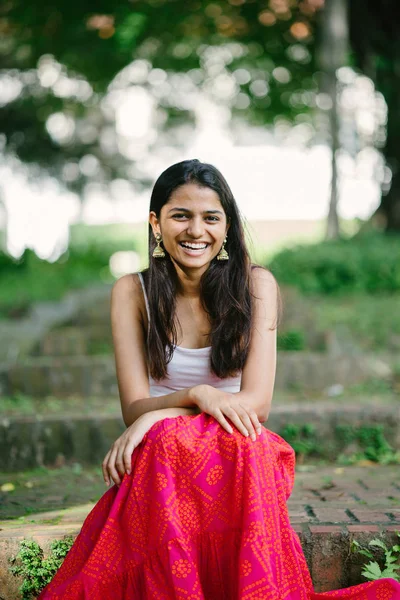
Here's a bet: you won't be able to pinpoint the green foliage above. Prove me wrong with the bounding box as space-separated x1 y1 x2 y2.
0 1 317 189
351 533 400 581
280 422 400 464
269 233 400 295
0 239 139 319
9 537 74 599
315 293 400 353
279 423 319 458
336 424 400 465
277 329 306 351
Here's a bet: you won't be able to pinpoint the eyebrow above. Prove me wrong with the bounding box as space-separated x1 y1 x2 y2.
167 207 224 215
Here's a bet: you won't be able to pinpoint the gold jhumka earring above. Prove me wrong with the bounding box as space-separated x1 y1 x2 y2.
152 232 165 258
217 236 229 261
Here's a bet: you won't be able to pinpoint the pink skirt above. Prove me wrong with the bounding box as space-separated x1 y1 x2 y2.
38 413 400 599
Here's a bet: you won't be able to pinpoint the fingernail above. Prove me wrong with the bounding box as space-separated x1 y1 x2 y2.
251 434 256 441
257 429 262 435
127 469 131 475
244 431 249 437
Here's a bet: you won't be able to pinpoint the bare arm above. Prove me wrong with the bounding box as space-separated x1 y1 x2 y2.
234 267 279 422
124 394 201 425
111 274 198 426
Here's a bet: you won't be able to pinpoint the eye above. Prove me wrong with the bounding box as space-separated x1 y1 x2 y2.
172 214 219 222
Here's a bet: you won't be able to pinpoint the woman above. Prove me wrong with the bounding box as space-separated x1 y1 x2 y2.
39 159 399 599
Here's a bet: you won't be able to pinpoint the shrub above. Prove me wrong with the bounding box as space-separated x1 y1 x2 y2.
9 537 74 599
0 240 139 319
277 329 306 351
268 233 400 295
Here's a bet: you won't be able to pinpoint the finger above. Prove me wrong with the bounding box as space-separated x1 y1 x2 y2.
123 442 136 475
237 406 257 441
115 448 126 480
214 409 234 434
223 407 249 437
248 409 263 435
102 450 111 486
107 446 121 486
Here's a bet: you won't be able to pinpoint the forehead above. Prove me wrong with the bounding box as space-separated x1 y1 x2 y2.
167 183 223 208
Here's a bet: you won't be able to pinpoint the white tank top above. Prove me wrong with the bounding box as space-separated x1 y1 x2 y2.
137 273 242 397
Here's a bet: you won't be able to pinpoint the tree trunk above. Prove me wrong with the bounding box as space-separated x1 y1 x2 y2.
0 190 8 253
375 102 400 231
325 74 340 240
377 173 400 231
318 0 349 240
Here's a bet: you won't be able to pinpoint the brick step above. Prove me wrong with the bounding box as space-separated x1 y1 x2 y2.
1 402 399 471
2 465 400 598
1 351 395 399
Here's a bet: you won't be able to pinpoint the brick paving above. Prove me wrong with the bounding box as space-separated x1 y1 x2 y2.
289 463 400 528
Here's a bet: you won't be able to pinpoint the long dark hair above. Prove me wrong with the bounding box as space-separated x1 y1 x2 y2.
141 158 280 381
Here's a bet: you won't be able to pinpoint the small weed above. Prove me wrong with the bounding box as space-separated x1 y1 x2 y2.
9 537 74 599
351 532 400 581
279 423 319 461
336 425 400 465
277 329 306 351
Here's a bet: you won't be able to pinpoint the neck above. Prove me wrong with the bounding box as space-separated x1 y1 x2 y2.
171 260 209 298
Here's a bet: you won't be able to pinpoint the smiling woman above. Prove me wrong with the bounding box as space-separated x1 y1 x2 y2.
38 159 400 600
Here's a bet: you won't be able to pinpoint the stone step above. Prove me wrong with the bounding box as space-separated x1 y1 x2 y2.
31 325 113 357
1 351 395 398
1 402 399 471
0 285 112 364
1 465 400 598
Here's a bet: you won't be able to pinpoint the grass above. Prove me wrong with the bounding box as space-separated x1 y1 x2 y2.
314 293 400 353
0 394 121 417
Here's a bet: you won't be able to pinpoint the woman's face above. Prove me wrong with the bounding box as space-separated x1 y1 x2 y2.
149 183 230 272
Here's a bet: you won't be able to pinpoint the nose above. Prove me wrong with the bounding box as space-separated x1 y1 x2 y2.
186 216 205 238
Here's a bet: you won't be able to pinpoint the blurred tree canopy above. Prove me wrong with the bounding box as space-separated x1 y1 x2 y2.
0 0 399 230
0 0 318 191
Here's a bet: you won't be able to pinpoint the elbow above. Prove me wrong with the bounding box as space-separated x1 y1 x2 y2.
121 403 138 428
258 400 272 424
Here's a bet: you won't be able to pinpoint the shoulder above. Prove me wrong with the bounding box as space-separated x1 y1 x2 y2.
250 266 279 326
250 265 278 297
112 272 141 297
111 273 144 314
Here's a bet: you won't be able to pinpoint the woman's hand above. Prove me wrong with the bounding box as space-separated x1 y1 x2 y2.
102 412 157 487
189 385 262 441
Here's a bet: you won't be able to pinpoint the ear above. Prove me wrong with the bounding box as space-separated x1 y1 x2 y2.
149 211 161 237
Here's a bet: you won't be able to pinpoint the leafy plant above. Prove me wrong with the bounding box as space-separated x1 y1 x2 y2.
269 233 400 295
351 533 400 581
9 537 74 599
277 329 306 351
279 423 319 460
336 424 400 465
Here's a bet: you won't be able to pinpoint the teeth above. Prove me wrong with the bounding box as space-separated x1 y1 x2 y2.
180 242 208 249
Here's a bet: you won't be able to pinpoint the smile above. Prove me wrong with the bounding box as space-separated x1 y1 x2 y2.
179 242 210 254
